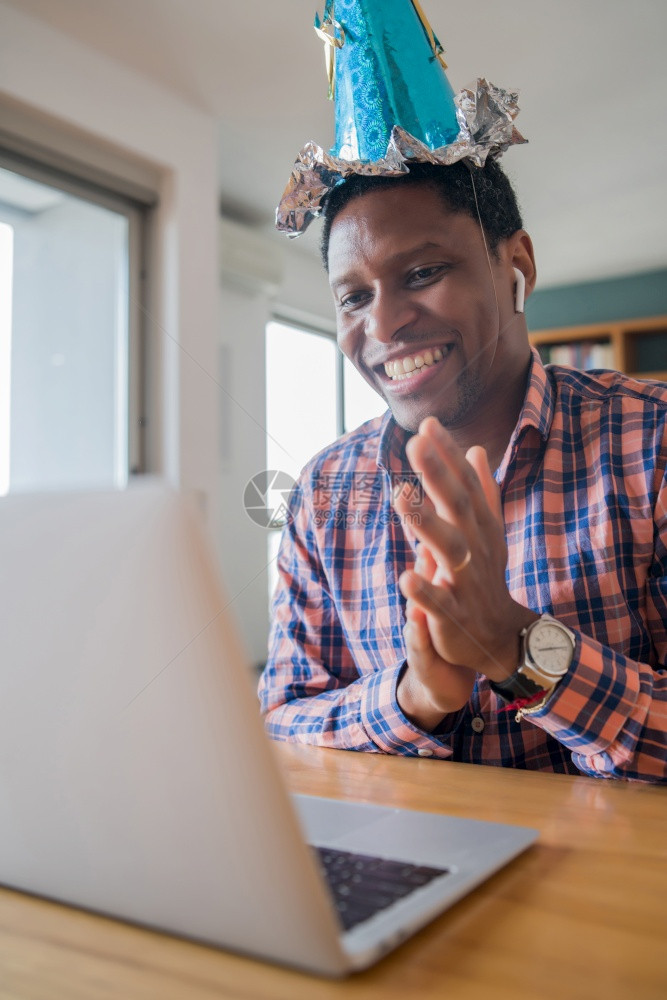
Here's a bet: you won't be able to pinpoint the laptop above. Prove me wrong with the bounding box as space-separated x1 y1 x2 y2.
0 484 537 977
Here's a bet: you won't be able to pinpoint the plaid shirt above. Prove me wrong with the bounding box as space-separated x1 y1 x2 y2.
259 351 667 781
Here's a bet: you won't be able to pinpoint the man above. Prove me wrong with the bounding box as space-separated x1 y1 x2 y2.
259 158 667 781
260 0 666 780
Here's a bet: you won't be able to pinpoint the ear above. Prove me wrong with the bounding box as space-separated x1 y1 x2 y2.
506 230 537 301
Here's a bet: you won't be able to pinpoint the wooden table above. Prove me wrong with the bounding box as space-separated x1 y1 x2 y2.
2 744 665 999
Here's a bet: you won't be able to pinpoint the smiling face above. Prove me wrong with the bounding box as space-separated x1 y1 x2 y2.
327 182 535 442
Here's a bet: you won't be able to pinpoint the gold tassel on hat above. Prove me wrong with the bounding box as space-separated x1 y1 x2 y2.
314 13 346 100
410 0 448 69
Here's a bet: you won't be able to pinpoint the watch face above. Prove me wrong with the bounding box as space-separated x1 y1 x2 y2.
527 621 574 678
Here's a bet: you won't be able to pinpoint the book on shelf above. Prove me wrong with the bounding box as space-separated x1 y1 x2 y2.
538 340 615 371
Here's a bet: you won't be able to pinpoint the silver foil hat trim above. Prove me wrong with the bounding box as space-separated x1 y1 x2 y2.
276 79 526 236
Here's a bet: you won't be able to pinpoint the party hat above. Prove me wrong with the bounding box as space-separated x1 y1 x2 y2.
276 0 525 236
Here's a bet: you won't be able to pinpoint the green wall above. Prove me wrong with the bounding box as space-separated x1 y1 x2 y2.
525 268 667 331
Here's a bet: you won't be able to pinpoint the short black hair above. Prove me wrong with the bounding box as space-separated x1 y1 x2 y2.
320 158 523 270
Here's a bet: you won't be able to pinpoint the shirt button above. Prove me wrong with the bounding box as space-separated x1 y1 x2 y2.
417 748 434 757
471 716 485 733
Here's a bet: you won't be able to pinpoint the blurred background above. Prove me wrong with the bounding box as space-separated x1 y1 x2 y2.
1 0 665 666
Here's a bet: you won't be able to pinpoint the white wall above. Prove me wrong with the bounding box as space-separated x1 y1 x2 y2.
217 238 335 665
217 280 272 664
0 0 220 537
0 1 339 666
276 239 336 334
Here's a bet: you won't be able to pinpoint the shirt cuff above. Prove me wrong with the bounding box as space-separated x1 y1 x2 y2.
517 630 648 761
359 662 463 757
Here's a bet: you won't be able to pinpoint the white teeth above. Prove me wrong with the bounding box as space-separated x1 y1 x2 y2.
383 346 450 380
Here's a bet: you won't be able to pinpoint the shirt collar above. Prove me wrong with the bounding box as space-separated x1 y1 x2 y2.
516 347 555 442
376 410 411 476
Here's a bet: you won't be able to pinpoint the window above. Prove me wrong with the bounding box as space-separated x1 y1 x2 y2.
343 355 387 432
265 320 339 481
0 152 149 495
265 319 387 480
0 222 12 497
265 318 387 595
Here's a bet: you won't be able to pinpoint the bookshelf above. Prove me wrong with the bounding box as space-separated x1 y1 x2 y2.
529 315 667 382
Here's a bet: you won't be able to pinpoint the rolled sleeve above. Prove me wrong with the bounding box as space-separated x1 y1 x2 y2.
359 663 459 758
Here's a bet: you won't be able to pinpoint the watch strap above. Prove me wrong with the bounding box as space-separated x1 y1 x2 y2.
488 668 546 704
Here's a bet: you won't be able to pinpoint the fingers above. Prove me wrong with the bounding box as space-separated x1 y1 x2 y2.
404 605 431 652
465 445 502 524
406 544 442 602
407 417 497 530
399 567 453 620
394 489 470 583
415 541 437 581
403 548 437 655
393 420 505 588
403 546 446 627
394 425 515 682
396 487 435 547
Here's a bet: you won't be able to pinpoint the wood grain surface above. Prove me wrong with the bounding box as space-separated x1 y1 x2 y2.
1 743 665 1000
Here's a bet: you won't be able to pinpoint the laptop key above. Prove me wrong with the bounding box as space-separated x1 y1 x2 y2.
313 846 449 932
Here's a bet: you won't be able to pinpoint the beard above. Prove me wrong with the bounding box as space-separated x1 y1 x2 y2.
389 362 486 433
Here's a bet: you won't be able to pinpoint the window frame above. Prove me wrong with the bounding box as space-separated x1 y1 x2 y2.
0 142 153 479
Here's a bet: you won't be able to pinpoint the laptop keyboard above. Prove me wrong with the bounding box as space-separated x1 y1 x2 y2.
314 846 449 932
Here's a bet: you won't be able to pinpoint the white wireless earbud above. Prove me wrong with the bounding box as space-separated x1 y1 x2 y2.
513 267 525 314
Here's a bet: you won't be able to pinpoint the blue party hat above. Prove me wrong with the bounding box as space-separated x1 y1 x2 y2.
277 0 525 236
323 0 459 161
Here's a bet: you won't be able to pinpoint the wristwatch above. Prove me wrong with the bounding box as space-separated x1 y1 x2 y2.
490 614 576 716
